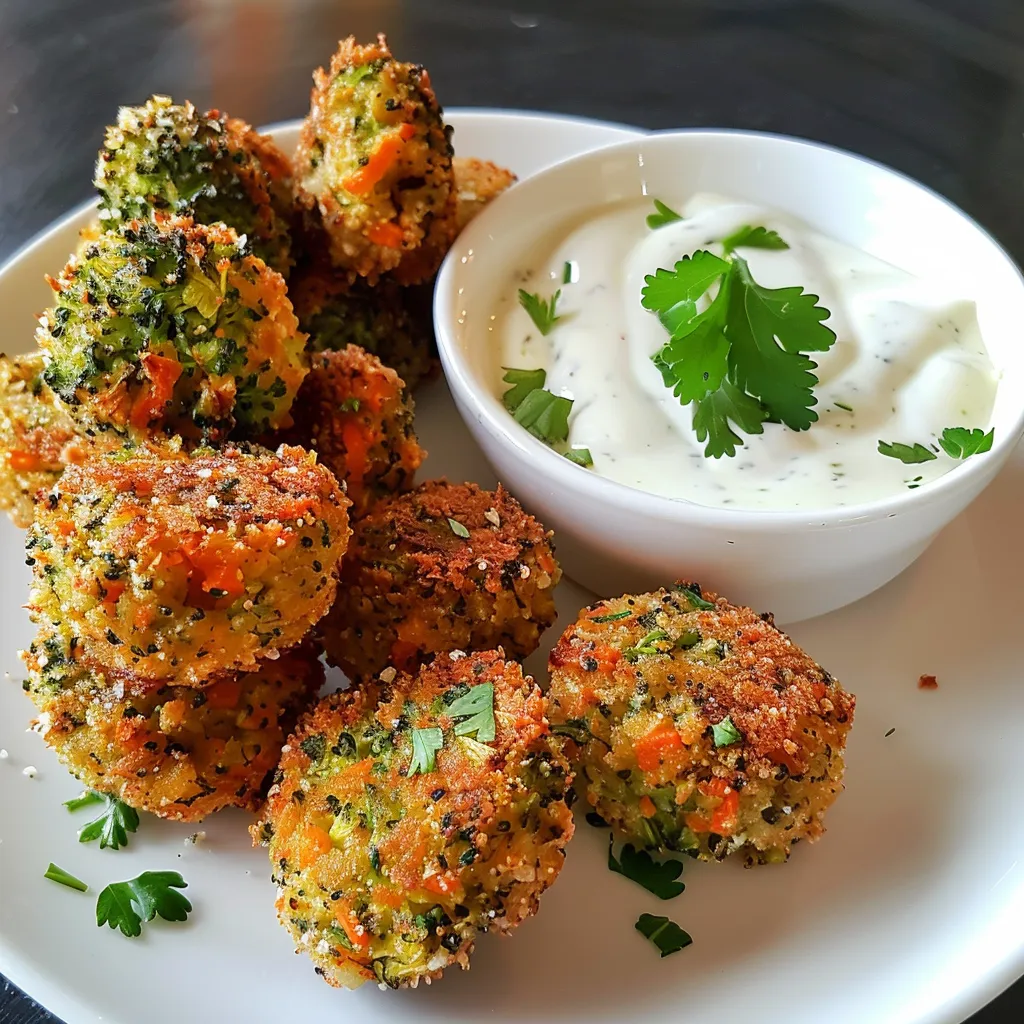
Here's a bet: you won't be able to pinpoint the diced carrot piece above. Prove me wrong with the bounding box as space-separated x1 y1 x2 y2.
638 795 657 818
710 790 739 835
130 353 181 429
367 221 404 248
341 122 417 195
333 900 371 948
8 450 41 472
300 825 333 870
590 644 621 674
634 720 683 772
422 871 460 896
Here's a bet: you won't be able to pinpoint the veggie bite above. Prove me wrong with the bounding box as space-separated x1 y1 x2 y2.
547 583 855 866
24 634 322 821
37 215 308 442
95 95 295 276
294 34 455 282
262 345 424 519
26 441 350 687
253 649 574 989
0 353 102 528
452 157 516 233
318 481 561 682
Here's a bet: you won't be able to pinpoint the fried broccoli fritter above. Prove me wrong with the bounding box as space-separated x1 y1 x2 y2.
288 256 435 388
253 650 573 989
24 632 322 821
37 215 308 442
26 441 350 687
294 34 454 282
547 584 855 866
452 157 516 233
0 353 100 527
319 481 561 682
263 345 424 518
95 96 295 276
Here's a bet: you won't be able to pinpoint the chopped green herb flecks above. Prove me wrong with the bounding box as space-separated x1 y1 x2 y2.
877 440 937 464
623 629 670 663
590 609 632 623
608 841 685 899
711 715 743 748
646 199 683 229
635 913 692 957
562 260 577 284
721 224 789 254
407 727 444 776
447 683 495 743
676 582 715 611
64 790 104 813
518 288 562 335
44 862 88 892
447 517 470 539
563 447 593 467
938 426 994 459
501 366 547 412
513 388 573 444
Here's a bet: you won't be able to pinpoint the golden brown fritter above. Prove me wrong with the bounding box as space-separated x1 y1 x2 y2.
319 481 561 682
252 649 573 988
262 345 424 519
0 353 101 527
452 157 516 233
294 34 455 283
27 441 350 687
547 583 855 865
288 253 436 388
24 631 322 821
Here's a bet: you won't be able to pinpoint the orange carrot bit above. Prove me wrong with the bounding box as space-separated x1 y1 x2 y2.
367 221 404 248
299 824 334 870
8 450 41 472
638 795 657 818
333 900 371 949
341 122 418 196
422 870 460 897
130 353 181 429
710 790 739 835
634 720 683 773
588 643 621 674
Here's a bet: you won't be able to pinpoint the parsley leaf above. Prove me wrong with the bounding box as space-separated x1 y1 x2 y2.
652 317 730 405
447 683 495 742
692 377 767 458
64 790 104 812
938 426 994 459
608 841 685 899
726 256 836 431
44 862 88 892
407 727 444 776
447 517 470 539
721 224 789 254
623 629 670 663
563 447 593 467
518 288 562 335
78 792 140 850
501 366 546 412
512 388 573 444
96 871 191 938
877 440 937 464
635 913 692 957
711 715 743 747
646 199 683 229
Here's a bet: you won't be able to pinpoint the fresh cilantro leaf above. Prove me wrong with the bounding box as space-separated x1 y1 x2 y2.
513 388 573 444
652 316 731 405
676 629 701 649
590 609 632 623
623 629 670 663
635 913 692 957
608 841 685 899
675 582 715 610
725 256 836 432
938 426 994 459
721 224 790 254
692 377 767 458
646 199 683 229
447 517 470 539
641 251 730 336
518 288 562 335
447 683 495 743
64 790 104 812
78 793 140 850
96 871 191 938
877 440 937 464
338 396 361 413
44 862 88 892
501 366 546 411
711 715 743 747
563 447 593 467
407 727 444 776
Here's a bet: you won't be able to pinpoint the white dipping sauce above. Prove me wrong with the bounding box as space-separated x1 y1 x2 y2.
493 193 997 510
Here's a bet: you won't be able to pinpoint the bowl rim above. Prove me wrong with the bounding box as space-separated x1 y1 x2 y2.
434 127 1024 532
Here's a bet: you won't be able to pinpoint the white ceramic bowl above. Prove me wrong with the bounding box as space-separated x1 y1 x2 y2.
434 130 1024 622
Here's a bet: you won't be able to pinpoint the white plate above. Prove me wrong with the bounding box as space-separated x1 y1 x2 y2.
0 110 1021 1024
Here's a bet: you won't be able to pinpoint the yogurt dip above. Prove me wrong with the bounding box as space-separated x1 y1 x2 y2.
492 193 997 511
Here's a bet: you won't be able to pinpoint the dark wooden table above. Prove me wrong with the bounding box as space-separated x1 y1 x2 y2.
0 1 1021 1021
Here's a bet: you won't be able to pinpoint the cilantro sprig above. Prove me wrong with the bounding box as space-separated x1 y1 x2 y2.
635 913 692 957
447 682 496 742
69 790 139 850
96 871 191 938
877 441 936 464
878 426 994 467
407 727 444 776
501 366 591 464
608 842 686 899
642 237 836 458
518 288 562 335
721 224 789 254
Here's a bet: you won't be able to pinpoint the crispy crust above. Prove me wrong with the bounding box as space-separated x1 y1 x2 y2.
263 345 424 518
318 481 561 681
27 441 350 687
451 157 517 233
547 583 855 865
294 34 454 282
253 650 573 988
25 637 322 821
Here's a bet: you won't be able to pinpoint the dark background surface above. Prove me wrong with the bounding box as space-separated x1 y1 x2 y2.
0 0 1021 1021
